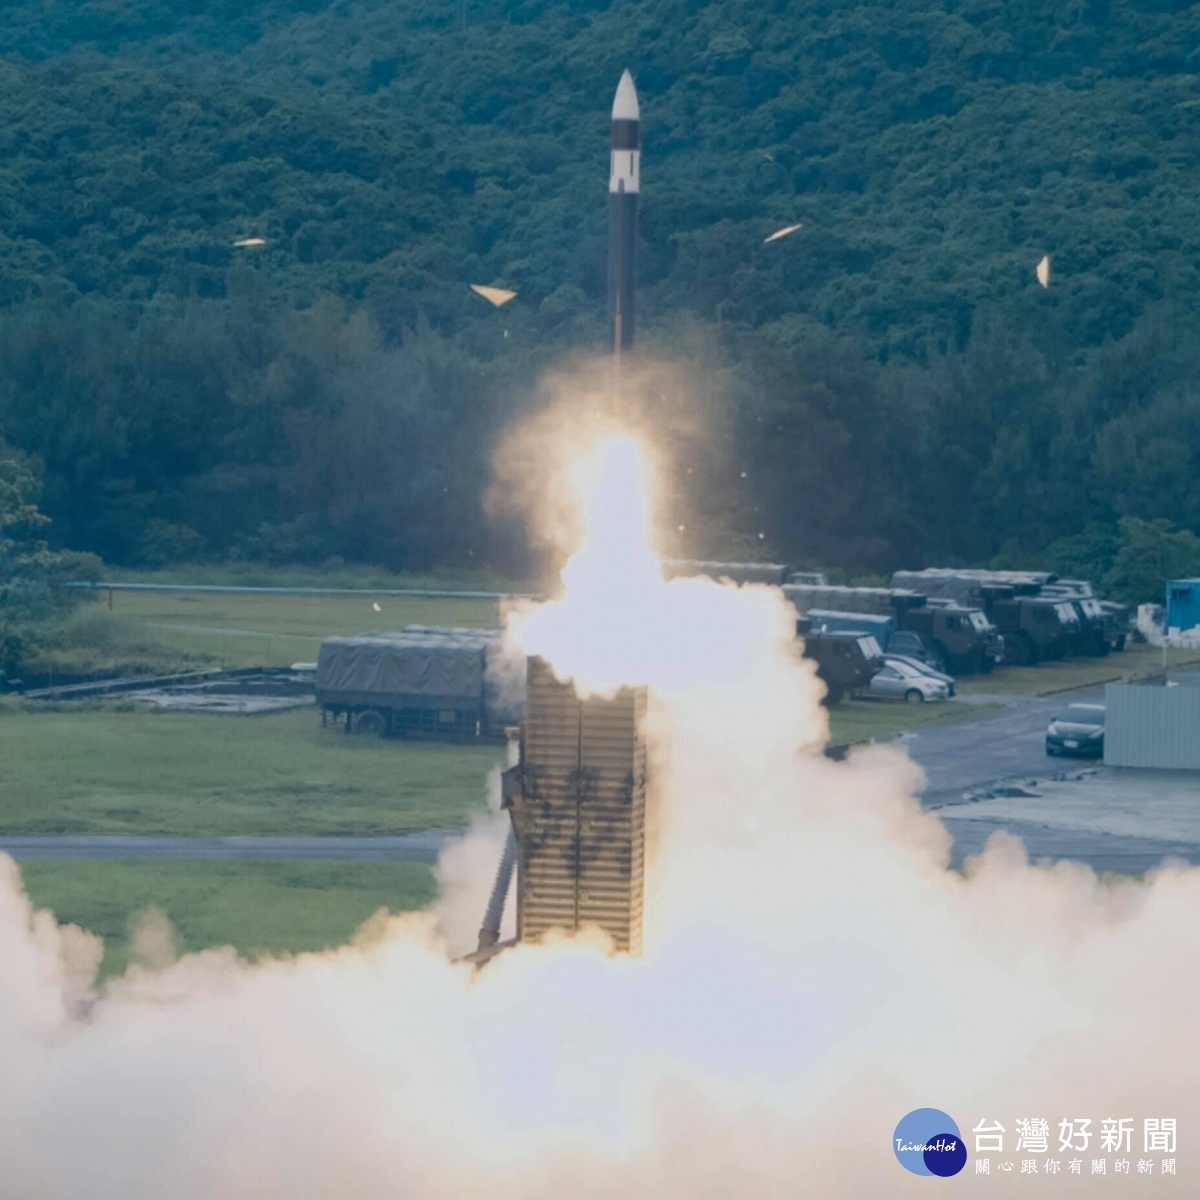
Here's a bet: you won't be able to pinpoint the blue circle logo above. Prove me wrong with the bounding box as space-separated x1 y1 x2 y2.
893 1109 966 1177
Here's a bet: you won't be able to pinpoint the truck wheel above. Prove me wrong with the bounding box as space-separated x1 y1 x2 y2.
978 654 995 675
1009 634 1036 667
824 686 844 706
905 689 924 705
353 709 388 737
1115 634 1127 652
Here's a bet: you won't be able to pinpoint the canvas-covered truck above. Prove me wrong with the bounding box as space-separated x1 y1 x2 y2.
782 584 1002 675
316 627 524 740
966 571 1114 656
892 571 1078 666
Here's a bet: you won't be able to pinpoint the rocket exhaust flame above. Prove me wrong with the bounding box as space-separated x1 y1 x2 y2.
3 434 1200 1195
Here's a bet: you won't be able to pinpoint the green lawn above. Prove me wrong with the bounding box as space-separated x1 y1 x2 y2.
18 860 437 978
105 587 507 668
957 643 1200 698
105 563 535 592
828 696 997 744
0 706 502 836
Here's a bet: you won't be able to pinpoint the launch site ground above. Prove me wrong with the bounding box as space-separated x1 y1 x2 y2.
4 575 1200 975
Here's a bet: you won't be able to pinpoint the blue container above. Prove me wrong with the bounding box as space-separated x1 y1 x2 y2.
1165 579 1200 633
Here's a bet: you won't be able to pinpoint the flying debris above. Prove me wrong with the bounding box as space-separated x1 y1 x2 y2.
608 69 640 361
232 237 268 248
470 285 517 308
1036 255 1052 288
764 223 803 245
372 602 382 612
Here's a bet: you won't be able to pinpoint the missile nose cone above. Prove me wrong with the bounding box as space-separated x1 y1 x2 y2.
612 69 639 121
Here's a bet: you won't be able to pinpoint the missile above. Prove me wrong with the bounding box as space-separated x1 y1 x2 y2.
608 69 639 363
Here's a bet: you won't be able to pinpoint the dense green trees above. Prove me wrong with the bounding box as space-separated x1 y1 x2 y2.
0 0 1198 598
0 441 101 672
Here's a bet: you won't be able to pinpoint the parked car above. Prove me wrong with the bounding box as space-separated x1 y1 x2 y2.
883 654 957 697
868 660 951 703
1045 703 1105 757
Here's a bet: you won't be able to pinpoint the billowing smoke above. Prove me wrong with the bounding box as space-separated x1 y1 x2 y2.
3 434 1199 1196
431 765 517 959
1138 602 1200 649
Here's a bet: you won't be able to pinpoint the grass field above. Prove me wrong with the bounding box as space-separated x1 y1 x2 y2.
957 643 1200 698
18 860 437 978
105 563 536 593
827 696 997 744
101 587 510 668
0 706 502 836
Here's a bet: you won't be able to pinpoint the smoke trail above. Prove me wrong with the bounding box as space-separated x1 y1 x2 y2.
2 436 1199 1196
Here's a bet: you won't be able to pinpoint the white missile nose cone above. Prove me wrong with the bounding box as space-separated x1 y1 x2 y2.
612 69 639 121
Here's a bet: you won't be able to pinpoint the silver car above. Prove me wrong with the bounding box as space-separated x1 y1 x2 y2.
884 654 957 696
869 660 951 703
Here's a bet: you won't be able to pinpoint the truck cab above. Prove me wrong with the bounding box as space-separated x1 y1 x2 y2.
796 621 884 704
901 600 1002 674
1043 581 1128 652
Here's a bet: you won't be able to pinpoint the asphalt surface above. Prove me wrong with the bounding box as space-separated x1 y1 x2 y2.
0 832 452 863
900 684 1111 807
902 673 1200 873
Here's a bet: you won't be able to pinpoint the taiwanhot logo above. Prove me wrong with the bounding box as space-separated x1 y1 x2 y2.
893 1108 967 1177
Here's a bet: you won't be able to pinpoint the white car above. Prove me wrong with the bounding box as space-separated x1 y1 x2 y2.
869 660 950 704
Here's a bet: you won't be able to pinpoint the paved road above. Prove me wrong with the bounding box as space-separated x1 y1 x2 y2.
0 832 454 863
900 673 1200 873
902 686 1109 807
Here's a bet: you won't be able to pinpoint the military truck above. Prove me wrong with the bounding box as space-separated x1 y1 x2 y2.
782 584 1003 675
795 619 884 704
1040 580 1129 652
973 571 1113 657
316 627 524 739
803 610 947 670
892 571 1078 666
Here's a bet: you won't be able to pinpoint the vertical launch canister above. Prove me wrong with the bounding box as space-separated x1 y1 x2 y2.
608 69 640 359
503 656 650 955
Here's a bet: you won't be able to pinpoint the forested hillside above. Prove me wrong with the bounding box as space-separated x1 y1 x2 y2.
1 0 1198 580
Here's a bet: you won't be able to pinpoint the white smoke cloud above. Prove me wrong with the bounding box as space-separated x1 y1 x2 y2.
431 765 517 958
1138 603 1200 650
3 438 1200 1196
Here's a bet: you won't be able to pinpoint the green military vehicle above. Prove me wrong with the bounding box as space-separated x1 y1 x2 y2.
892 570 1079 666
1040 580 1129 652
316 626 523 740
974 571 1114 657
795 619 885 704
782 583 1003 675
